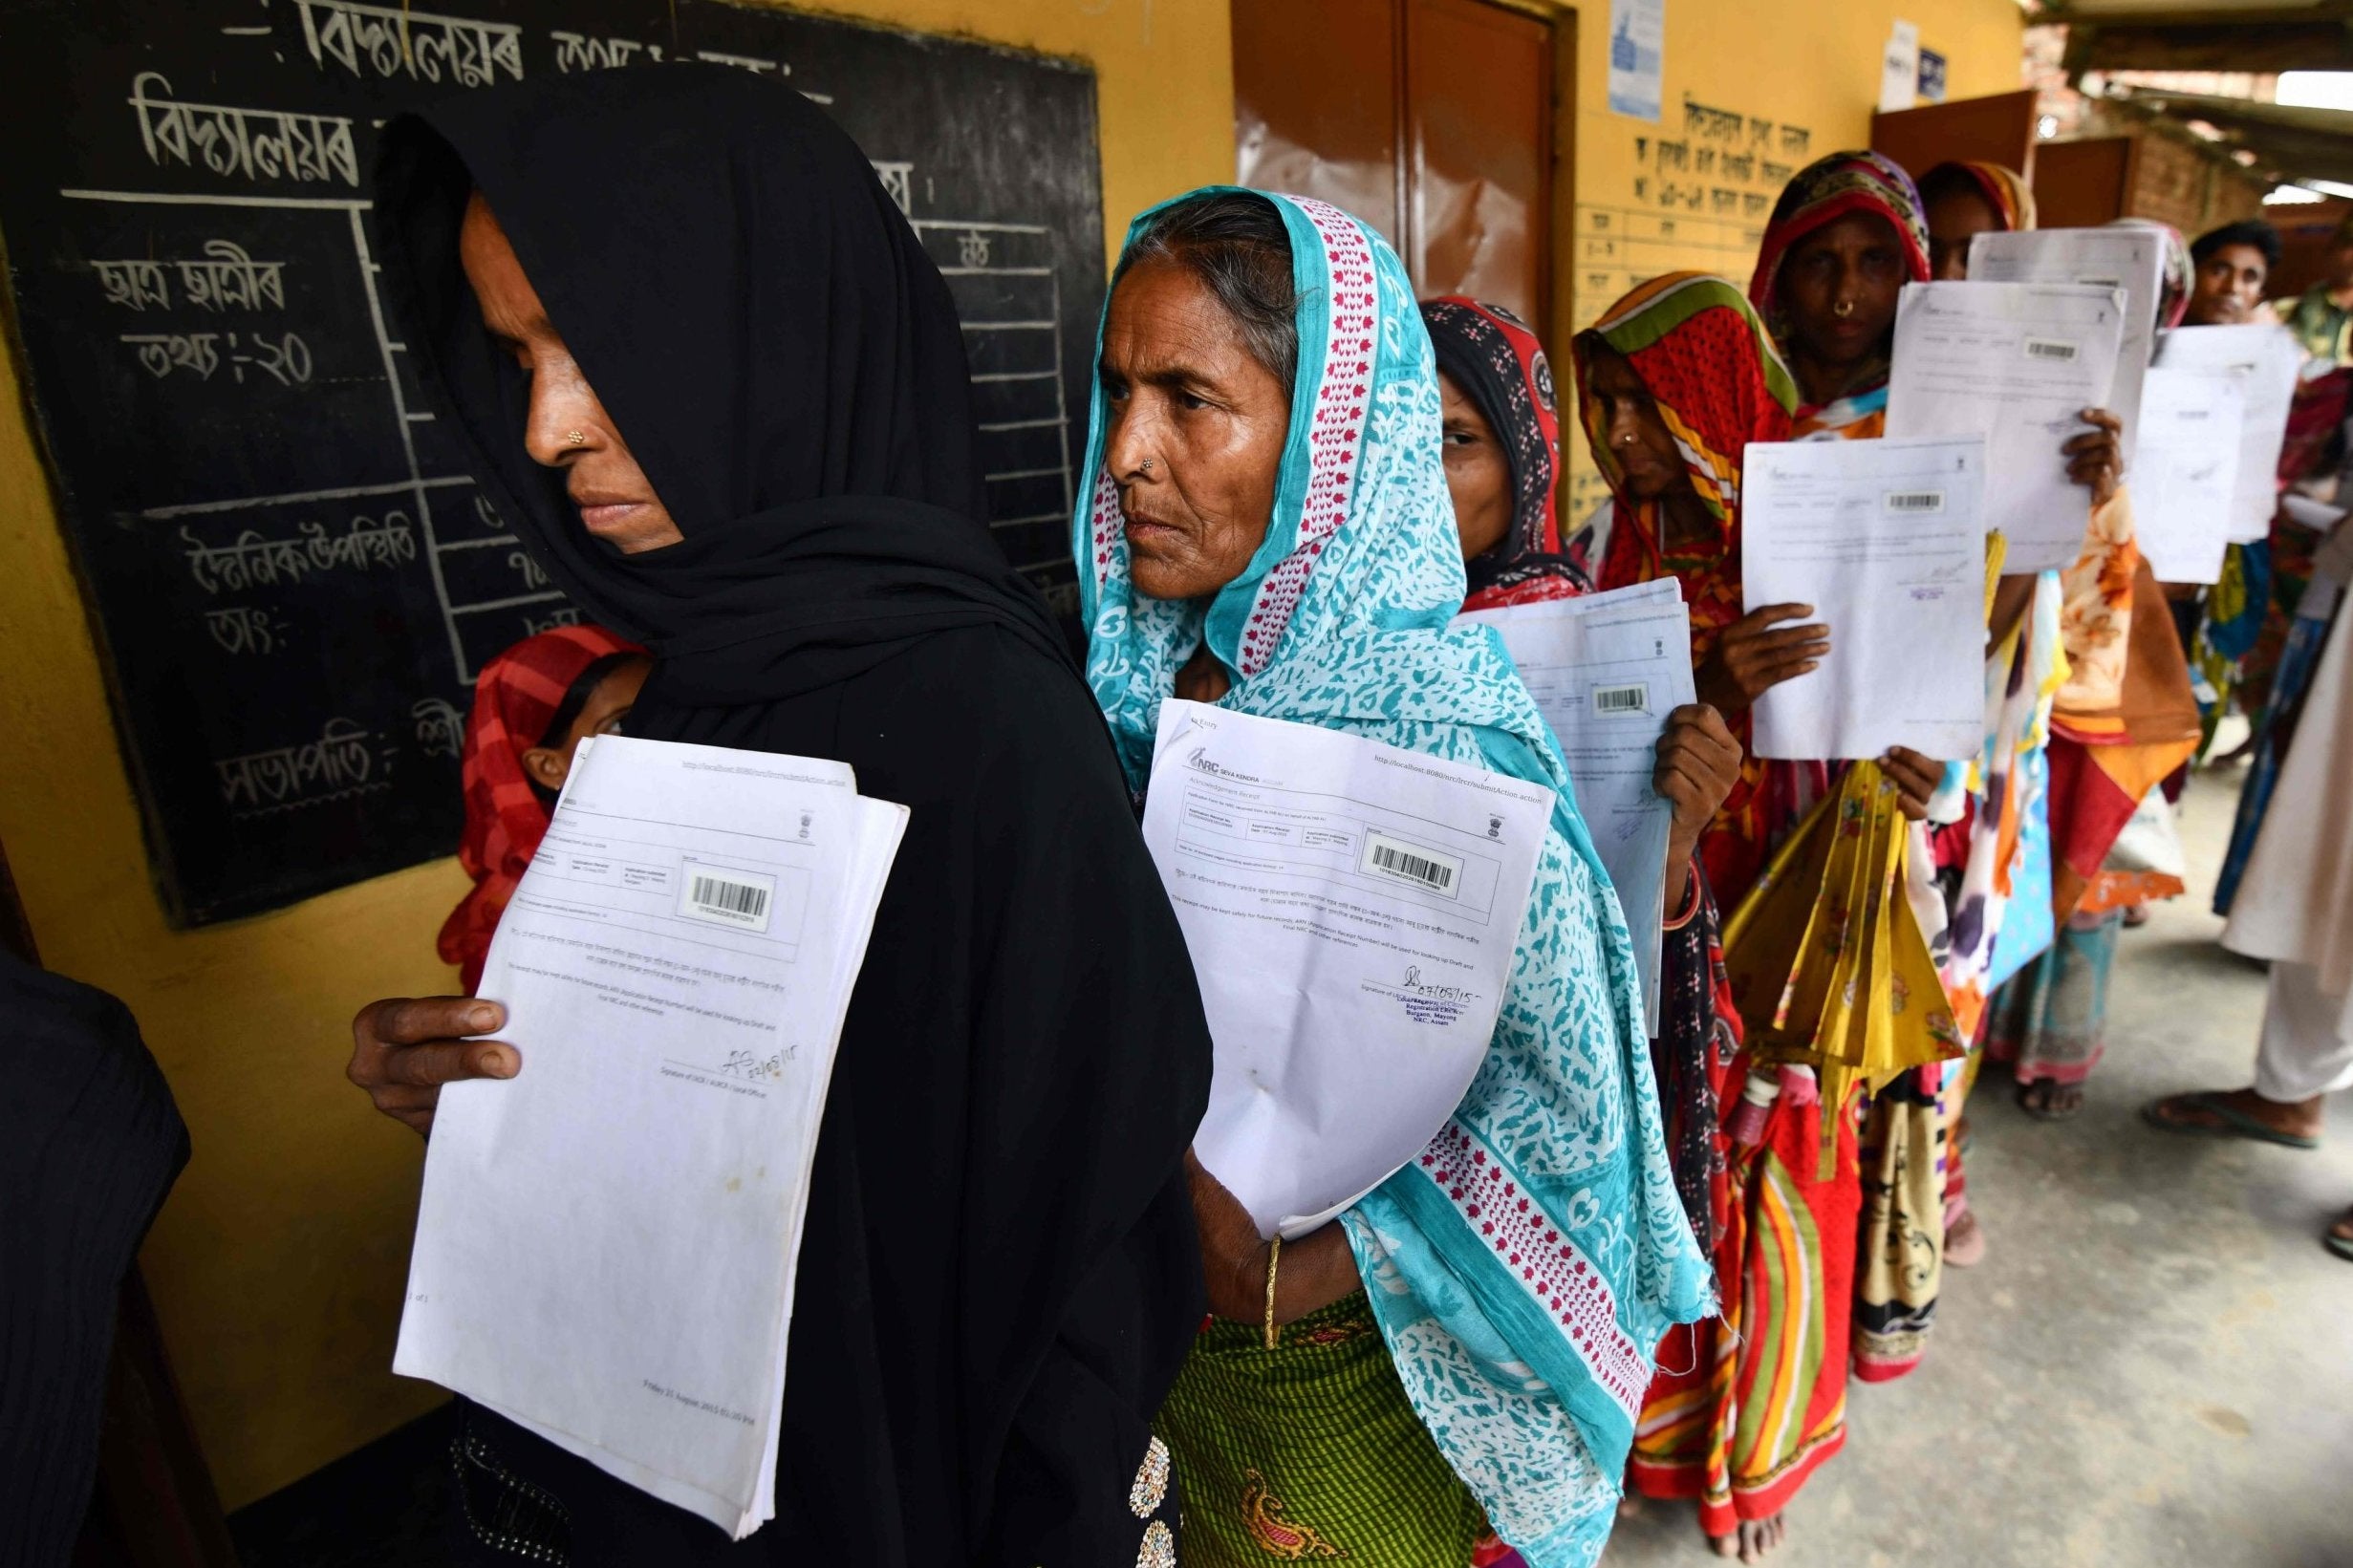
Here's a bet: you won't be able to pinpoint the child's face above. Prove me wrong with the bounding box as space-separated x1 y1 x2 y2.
523 656 651 792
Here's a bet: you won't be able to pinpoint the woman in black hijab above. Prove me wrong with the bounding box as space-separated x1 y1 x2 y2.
345 65 1208 1567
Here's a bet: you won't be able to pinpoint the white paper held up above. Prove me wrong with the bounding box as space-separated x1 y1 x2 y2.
395 735 908 1539
1741 434 1988 761
1884 280 2125 572
1141 700 1550 1241
2130 365 2246 585
1458 578 1695 1032
2154 323 2306 544
1966 227 2164 470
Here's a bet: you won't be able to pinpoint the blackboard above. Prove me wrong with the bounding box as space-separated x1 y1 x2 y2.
0 0 1104 925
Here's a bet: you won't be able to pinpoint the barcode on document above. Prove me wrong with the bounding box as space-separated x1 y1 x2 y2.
1886 490 1945 513
680 868 776 932
2022 337 2079 362
1361 830 1462 897
1593 682 1650 715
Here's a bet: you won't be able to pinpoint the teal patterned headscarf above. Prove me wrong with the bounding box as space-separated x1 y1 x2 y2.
1073 188 1713 1567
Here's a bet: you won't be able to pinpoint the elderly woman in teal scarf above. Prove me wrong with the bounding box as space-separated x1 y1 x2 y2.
1074 187 1711 1568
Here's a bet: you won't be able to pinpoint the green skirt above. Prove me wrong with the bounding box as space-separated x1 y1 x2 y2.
1156 1292 1484 1565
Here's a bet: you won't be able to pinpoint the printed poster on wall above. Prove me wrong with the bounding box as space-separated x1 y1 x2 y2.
1608 0 1665 121
1879 18 1920 113
1918 48 1948 104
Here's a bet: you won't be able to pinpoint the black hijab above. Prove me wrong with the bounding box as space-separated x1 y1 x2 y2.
376 62 1069 703
376 67 1208 1567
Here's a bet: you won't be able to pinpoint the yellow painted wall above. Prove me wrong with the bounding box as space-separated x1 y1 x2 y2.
0 0 1229 1510
1559 0 2027 517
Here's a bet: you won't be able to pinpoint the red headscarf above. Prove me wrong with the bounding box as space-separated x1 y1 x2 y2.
1576 274 1803 904
437 624 645 991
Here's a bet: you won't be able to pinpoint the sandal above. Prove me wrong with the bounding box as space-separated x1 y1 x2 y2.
2142 1091 2320 1150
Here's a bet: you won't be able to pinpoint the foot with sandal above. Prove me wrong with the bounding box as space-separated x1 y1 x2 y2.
2143 1086 2324 1149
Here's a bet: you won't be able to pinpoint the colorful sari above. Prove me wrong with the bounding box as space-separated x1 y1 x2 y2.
1081 190 1711 1568
1425 293 1737 1255
2217 487 2353 913
1578 273 1802 906
1743 151 1975 1384
2041 220 2202 922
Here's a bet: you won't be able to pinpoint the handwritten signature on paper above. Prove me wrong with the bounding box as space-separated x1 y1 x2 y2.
720 1049 786 1083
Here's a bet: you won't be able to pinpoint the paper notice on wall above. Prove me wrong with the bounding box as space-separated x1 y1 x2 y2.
1608 0 1665 120
1880 19 1921 113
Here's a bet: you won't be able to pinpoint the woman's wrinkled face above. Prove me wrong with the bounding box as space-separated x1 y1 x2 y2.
458 193 684 554
1584 344 1685 501
1099 258 1290 602
1924 185 1999 282
2188 243 2269 326
1439 372 1513 561
1780 211 1908 370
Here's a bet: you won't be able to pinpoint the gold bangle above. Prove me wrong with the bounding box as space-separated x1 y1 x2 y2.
1262 1235 1283 1351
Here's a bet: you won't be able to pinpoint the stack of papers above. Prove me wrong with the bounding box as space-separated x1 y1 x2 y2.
2131 365 2247 584
2154 323 2307 544
396 735 908 1538
1741 434 1989 762
1142 700 1550 1240
1885 280 2126 571
1459 579 1697 1029
1966 226 2165 469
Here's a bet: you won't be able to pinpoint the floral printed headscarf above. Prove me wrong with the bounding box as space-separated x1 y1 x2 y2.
1420 295 1584 607
1748 150 1932 353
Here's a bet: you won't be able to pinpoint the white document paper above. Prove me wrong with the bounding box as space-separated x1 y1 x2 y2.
2130 365 2247 584
1458 578 1695 1032
1967 227 2164 470
1879 18 1920 112
2283 491 2348 531
1141 700 1550 1241
395 735 908 1539
1885 280 2126 572
2154 323 2306 543
1742 435 1989 761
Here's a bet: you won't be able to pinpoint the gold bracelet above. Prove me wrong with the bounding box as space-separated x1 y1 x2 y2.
1262 1235 1284 1351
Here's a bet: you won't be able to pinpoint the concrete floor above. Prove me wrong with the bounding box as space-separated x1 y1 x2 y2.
1603 764 2353 1568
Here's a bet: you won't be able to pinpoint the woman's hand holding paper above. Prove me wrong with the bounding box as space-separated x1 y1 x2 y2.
1696 603 1830 717
2064 406 2126 506
347 998 517 1136
1655 703 1743 909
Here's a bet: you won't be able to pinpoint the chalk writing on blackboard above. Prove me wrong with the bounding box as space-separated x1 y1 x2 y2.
6 0 1103 923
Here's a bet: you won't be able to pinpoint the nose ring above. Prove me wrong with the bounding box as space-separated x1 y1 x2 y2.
1139 459 1155 472
565 429 586 445
1832 299 1856 319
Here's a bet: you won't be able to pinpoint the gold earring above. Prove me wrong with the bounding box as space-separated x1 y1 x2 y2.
565 429 586 445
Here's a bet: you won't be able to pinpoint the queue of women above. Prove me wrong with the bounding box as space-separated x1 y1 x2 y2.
341 65 2350 1568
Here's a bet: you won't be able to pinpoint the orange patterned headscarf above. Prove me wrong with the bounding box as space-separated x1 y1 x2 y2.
1576 272 1799 648
1576 273 1803 903
1922 160 2037 234
437 624 645 991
